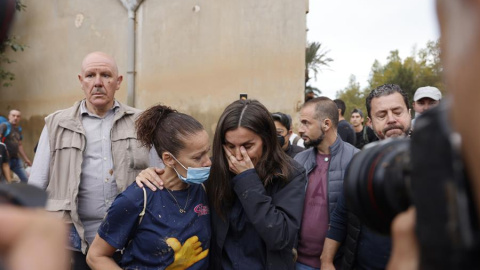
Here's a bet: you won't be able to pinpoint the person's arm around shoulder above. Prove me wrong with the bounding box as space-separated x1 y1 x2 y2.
86 235 121 270
136 167 165 191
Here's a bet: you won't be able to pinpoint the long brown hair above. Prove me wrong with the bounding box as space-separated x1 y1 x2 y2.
206 99 293 219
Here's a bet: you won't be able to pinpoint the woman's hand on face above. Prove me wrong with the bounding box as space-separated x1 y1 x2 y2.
223 145 254 175
135 167 165 191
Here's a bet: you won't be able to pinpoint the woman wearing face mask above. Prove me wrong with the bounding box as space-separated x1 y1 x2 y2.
86 105 211 270
207 99 307 270
136 100 307 269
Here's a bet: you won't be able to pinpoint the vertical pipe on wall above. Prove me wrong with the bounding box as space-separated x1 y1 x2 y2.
127 10 135 106
119 0 145 107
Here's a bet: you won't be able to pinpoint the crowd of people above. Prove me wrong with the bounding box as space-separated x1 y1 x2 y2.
0 52 445 270
1 50 439 270
3 0 480 269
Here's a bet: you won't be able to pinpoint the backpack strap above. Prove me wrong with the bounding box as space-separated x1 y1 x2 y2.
122 187 147 255
362 126 369 143
138 187 147 225
0 122 11 143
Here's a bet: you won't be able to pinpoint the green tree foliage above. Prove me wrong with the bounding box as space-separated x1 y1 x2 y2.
367 40 444 104
336 75 369 120
305 41 333 97
337 40 444 119
0 1 27 87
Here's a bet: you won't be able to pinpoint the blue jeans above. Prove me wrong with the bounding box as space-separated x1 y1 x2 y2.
296 262 320 270
9 158 28 183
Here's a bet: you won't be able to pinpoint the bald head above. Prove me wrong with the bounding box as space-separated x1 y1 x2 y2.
78 52 123 117
81 52 119 76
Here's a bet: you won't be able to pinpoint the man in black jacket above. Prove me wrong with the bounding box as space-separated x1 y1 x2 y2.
333 99 356 146
349 108 377 149
320 84 411 270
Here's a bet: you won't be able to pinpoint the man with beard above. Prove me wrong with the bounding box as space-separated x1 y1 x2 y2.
387 0 480 268
29 52 162 270
294 97 359 270
320 84 411 270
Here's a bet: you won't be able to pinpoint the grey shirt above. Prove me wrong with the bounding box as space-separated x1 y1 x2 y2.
29 100 163 244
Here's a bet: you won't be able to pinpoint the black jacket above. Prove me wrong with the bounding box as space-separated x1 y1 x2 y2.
209 159 307 270
285 142 305 159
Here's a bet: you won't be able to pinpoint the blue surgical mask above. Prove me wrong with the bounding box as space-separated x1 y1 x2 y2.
169 154 210 185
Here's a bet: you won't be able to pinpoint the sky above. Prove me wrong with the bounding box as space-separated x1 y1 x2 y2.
306 0 440 99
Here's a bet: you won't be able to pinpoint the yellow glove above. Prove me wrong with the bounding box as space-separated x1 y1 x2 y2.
165 236 209 270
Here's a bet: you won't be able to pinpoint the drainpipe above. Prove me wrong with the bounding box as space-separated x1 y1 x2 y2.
119 0 144 107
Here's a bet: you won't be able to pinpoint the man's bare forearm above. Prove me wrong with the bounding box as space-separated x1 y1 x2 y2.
320 237 342 269
17 144 31 166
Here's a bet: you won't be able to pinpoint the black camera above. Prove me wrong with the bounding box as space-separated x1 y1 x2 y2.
344 101 480 269
0 182 46 207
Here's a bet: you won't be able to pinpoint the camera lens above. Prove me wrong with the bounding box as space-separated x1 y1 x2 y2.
344 138 412 234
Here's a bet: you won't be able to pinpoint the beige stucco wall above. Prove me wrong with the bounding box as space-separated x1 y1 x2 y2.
0 0 307 160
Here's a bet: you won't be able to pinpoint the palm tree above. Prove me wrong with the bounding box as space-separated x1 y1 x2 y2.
305 41 333 99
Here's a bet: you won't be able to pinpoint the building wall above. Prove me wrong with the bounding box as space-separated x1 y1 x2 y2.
0 0 307 159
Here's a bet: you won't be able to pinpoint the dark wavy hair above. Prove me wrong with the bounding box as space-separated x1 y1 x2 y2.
206 99 293 219
366 84 410 118
135 104 204 158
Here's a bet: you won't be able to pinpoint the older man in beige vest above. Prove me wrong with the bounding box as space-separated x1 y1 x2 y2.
29 52 162 270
